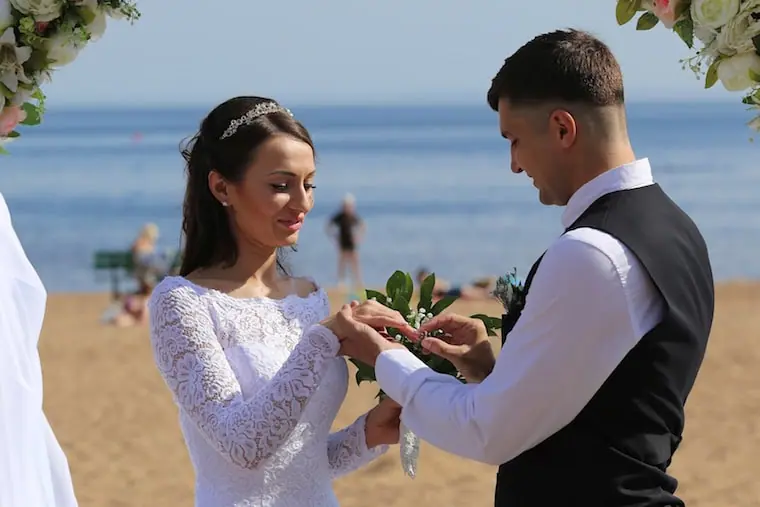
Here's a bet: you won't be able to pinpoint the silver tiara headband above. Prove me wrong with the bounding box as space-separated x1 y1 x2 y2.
219 101 294 140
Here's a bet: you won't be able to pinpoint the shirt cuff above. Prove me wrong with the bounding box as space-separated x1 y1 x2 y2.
375 347 430 405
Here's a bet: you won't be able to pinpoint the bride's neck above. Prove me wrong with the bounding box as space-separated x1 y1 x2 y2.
228 246 281 286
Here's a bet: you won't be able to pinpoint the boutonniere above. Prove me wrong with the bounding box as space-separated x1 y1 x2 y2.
493 268 526 316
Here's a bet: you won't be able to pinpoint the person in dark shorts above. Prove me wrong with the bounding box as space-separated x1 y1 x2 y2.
326 193 365 292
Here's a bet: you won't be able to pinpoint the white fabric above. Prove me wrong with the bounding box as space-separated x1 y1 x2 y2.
375 158 666 466
0 192 78 507
148 276 386 507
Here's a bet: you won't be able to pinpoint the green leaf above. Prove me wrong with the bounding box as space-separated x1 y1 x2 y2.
0 145 8 155
6 131 20 138
418 273 435 312
470 313 502 336
391 294 411 321
20 103 41 125
0 83 13 100
750 69 760 83
365 289 388 305
753 35 760 55
673 16 694 49
348 358 376 384
77 6 96 24
615 0 640 25
403 273 414 301
431 295 457 315
675 0 690 17
385 270 408 300
704 58 722 88
636 11 659 30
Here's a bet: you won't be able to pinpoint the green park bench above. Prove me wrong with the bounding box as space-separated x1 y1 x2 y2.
93 250 136 300
93 250 182 300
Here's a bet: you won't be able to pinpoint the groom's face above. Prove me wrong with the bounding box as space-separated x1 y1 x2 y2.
497 98 573 206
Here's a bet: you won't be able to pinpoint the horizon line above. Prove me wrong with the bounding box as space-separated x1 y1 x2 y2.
40 97 743 112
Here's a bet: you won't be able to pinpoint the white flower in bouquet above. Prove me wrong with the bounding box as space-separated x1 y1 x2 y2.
10 0 63 23
694 25 719 46
717 51 760 90
715 0 760 55
690 0 741 30
0 0 13 31
0 27 32 105
70 0 107 39
45 25 88 67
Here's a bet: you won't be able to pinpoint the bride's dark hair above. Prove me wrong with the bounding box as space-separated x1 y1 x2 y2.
178 96 315 277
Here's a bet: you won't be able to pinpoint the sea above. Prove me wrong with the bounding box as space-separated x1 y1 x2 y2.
0 101 758 293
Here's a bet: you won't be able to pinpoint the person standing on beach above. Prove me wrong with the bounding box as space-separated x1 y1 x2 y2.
338 29 715 507
326 193 365 292
0 193 79 507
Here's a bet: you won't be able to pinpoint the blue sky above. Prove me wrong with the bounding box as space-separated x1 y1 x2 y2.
42 0 744 106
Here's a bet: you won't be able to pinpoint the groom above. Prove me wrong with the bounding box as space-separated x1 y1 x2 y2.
340 29 714 506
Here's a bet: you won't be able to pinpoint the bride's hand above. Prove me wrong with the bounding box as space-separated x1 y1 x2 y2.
320 301 416 341
364 396 403 448
347 299 417 338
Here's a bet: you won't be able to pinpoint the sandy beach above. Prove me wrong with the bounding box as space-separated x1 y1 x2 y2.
38 282 760 507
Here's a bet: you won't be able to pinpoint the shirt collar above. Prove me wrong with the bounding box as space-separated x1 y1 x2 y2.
561 158 655 229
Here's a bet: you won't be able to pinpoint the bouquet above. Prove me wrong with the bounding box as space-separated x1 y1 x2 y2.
615 0 760 131
349 270 501 478
0 0 140 151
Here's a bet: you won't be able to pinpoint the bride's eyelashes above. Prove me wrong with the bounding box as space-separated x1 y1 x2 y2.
270 183 317 192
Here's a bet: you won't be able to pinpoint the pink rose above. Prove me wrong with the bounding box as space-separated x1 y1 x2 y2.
0 106 26 136
651 0 685 28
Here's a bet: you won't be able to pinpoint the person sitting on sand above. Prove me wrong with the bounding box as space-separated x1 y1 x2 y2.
131 223 171 287
415 267 497 301
104 280 153 327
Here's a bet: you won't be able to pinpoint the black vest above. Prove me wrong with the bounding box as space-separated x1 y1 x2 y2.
495 184 714 507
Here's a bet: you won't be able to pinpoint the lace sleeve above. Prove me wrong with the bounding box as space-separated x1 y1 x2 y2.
148 283 340 470
327 413 388 478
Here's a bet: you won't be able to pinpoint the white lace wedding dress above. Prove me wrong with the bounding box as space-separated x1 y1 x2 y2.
148 276 387 507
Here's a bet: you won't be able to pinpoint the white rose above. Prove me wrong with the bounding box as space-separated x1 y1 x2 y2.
717 51 760 91
0 0 13 31
69 0 106 39
87 8 106 39
690 0 740 30
45 31 85 67
694 25 718 46
9 0 63 22
715 0 760 55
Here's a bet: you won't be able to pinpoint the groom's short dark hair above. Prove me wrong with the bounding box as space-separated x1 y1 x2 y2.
487 29 624 111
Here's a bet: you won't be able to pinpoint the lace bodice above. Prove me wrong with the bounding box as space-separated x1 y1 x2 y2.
148 276 387 507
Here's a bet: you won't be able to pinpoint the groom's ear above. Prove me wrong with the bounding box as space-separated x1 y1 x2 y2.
549 110 576 148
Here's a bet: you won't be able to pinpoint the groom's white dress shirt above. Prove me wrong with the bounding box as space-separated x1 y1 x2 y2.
375 158 666 466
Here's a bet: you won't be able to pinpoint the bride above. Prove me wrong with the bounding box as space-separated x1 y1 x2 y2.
148 96 414 507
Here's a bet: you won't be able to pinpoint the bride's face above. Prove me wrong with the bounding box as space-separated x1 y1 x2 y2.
213 135 316 249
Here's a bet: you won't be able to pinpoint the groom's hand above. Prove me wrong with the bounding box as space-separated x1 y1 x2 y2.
418 314 496 383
